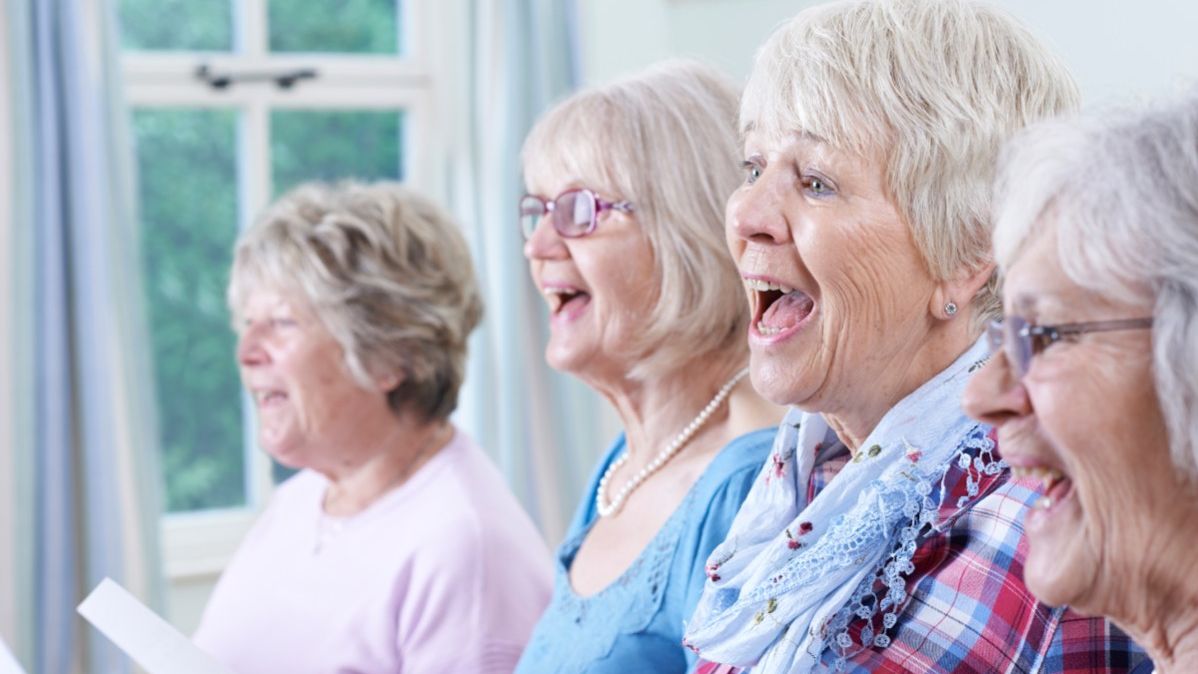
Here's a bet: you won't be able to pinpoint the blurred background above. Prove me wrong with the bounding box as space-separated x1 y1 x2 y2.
2 0 1198 672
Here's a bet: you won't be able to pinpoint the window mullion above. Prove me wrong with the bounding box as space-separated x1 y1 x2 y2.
240 91 277 507
238 0 269 57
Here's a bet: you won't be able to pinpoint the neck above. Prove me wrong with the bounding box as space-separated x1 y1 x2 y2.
596 356 745 470
822 319 978 454
1110 500 1198 674
1137 616 1198 674
320 414 452 516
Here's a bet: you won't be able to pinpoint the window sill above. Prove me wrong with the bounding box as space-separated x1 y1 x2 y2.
160 508 261 580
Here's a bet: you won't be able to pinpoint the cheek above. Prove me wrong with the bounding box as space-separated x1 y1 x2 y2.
591 243 657 314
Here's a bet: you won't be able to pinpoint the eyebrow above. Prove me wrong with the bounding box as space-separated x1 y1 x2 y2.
1011 292 1069 317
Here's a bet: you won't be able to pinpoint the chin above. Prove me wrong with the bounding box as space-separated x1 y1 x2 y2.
749 352 819 407
543 344 578 375
258 435 307 470
1023 534 1098 610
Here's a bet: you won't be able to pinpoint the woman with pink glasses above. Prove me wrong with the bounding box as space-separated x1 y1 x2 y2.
513 61 784 673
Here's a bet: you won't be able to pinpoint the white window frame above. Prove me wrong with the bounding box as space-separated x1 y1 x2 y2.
120 0 436 583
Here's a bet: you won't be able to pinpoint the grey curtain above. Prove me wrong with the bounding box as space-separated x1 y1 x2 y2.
441 0 618 544
6 1 164 672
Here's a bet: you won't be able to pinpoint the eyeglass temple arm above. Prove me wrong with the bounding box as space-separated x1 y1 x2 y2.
1044 317 1154 339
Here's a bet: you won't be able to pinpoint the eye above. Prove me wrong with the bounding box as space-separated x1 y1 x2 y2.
801 173 835 197
742 161 763 185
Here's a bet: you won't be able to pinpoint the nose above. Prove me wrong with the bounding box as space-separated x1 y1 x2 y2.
727 169 793 246
962 349 1033 429
523 214 569 261
237 323 268 368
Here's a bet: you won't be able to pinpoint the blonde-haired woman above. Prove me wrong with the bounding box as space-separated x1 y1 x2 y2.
683 1 1147 672
513 61 784 673
193 182 552 674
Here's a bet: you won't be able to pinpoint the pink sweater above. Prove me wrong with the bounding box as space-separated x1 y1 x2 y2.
193 430 553 674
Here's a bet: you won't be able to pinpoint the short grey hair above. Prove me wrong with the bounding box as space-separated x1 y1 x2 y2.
992 94 1198 479
228 181 484 422
742 0 1079 329
521 59 747 378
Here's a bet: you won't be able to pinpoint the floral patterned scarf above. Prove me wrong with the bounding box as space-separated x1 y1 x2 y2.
683 338 998 672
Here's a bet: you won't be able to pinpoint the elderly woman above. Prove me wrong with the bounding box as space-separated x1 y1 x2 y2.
681 1 1148 672
964 97 1198 674
513 61 784 673
191 182 552 673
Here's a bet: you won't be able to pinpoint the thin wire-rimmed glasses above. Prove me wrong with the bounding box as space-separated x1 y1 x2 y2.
986 315 1154 380
519 188 635 240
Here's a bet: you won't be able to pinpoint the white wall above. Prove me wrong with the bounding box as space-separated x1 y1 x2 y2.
578 0 1198 103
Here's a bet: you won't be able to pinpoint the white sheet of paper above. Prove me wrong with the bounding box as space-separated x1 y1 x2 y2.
0 635 26 674
78 578 233 674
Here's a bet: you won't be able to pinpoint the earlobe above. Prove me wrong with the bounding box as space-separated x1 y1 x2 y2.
930 261 997 321
375 371 404 393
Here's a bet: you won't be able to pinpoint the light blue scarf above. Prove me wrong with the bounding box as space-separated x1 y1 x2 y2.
683 339 998 672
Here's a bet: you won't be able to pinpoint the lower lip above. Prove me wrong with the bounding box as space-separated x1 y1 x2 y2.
748 306 817 345
551 294 591 325
1025 478 1076 534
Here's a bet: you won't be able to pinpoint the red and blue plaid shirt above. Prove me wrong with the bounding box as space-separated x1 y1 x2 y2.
695 436 1146 674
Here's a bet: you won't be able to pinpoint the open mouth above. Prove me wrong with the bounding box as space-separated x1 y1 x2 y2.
1011 464 1075 518
745 277 815 339
254 390 288 408
543 286 591 320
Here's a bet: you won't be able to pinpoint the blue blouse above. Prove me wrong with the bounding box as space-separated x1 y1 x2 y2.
515 427 776 674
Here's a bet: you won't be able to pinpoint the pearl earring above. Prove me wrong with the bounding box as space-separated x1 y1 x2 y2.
944 301 958 317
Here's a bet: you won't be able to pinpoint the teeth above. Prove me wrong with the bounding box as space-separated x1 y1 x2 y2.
756 321 787 336
1034 496 1053 510
744 278 796 294
543 287 576 297
1011 466 1065 491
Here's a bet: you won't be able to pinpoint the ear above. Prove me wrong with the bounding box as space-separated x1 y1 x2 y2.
372 370 404 393
930 261 996 321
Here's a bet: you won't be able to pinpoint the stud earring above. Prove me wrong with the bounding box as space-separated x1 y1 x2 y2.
944 301 958 317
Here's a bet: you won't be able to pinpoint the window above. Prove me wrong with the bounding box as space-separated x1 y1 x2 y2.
118 0 434 602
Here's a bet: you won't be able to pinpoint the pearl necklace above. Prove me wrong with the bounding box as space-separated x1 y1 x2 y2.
596 368 750 518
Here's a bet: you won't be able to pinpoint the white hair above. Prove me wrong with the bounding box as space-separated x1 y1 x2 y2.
993 94 1198 478
228 181 484 421
521 59 747 378
742 0 1079 329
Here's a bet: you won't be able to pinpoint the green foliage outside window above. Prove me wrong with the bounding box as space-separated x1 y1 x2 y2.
271 110 404 195
269 0 401 54
119 0 400 55
133 109 246 512
120 0 233 52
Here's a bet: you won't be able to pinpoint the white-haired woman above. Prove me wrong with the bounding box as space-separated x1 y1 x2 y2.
965 95 1198 674
514 61 784 673
682 1 1148 672
192 182 552 674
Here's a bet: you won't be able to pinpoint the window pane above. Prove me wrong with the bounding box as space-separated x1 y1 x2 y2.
133 108 247 512
269 0 400 54
120 0 233 52
271 110 404 195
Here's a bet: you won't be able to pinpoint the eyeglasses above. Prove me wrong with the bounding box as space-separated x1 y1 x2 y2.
519 188 634 240
985 315 1153 380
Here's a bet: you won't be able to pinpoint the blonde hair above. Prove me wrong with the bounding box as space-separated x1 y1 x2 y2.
521 60 747 378
228 181 484 421
742 0 1079 329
